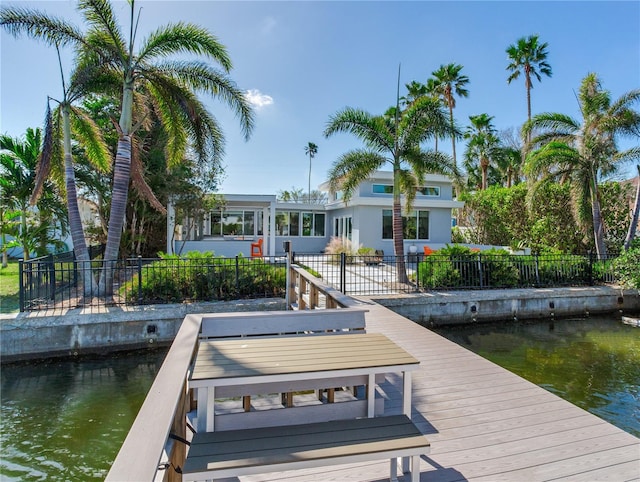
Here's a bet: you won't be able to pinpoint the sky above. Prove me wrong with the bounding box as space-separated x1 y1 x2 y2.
1 1 639 196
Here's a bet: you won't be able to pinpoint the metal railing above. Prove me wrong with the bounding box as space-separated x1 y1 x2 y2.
19 251 619 311
292 252 619 295
19 254 286 312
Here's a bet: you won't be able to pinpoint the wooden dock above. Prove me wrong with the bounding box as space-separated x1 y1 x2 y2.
234 301 640 481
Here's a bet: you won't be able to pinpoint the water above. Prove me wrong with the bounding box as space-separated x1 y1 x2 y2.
0 349 168 481
432 316 640 437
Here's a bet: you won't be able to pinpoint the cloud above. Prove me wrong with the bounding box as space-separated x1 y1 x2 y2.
261 16 277 35
245 89 274 110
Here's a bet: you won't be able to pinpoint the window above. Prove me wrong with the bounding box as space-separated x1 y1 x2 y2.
382 209 429 240
417 186 440 196
302 212 325 237
210 209 255 237
275 211 300 236
372 184 394 194
374 184 440 196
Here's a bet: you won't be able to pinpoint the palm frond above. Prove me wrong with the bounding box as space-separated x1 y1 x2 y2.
324 108 394 152
69 105 111 172
0 6 84 47
146 60 254 140
77 0 126 56
327 150 386 202
30 103 55 205
138 23 232 71
130 138 166 214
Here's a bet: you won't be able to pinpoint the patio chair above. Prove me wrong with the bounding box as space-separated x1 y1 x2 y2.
251 238 263 257
423 245 434 256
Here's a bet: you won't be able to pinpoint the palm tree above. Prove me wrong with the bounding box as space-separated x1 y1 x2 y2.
624 165 640 249
523 73 640 258
506 34 552 130
3 0 255 294
432 64 469 167
0 128 68 260
464 114 501 190
304 142 318 202
324 96 459 284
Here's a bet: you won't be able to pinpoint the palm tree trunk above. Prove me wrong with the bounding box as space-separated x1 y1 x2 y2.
481 158 489 190
62 105 97 296
99 77 134 296
449 102 456 167
623 165 640 250
98 134 132 296
590 173 607 259
392 173 408 284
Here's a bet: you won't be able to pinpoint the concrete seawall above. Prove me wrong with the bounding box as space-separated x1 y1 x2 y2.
2 287 638 362
0 299 285 363
371 286 640 325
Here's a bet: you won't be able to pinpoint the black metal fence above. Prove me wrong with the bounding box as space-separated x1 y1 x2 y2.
19 254 286 312
292 252 619 295
19 250 619 311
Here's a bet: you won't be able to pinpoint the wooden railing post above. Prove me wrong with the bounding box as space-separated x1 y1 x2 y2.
167 381 189 482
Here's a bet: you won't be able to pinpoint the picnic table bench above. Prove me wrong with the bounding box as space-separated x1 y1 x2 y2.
182 414 430 482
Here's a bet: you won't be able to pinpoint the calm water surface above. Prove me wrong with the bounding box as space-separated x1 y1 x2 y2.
432 316 640 437
0 349 168 481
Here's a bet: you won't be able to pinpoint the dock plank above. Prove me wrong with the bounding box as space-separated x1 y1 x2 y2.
208 301 640 481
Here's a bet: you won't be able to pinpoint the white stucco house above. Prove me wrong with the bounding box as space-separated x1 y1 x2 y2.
169 171 464 257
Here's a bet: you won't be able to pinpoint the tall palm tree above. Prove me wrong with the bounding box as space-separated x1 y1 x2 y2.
506 34 552 130
324 96 459 284
523 73 640 258
304 142 318 202
3 0 255 294
464 114 501 190
432 63 469 167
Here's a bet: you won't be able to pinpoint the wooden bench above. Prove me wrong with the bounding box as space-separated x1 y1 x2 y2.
182 415 430 482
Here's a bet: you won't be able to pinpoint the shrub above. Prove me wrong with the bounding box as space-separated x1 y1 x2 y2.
323 236 358 264
613 246 640 288
120 252 286 303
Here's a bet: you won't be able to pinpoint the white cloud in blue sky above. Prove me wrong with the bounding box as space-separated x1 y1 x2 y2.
260 16 276 35
244 89 274 110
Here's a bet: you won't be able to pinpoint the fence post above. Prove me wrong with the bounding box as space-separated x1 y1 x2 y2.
588 251 594 286
235 256 240 292
18 259 25 312
340 252 346 294
477 253 483 289
534 254 540 286
137 256 143 304
48 253 55 300
415 253 420 292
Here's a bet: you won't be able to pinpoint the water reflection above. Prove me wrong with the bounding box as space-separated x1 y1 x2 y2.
432 316 640 437
0 349 167 481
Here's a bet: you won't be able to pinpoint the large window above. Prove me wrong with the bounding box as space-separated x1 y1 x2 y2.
210 210 255 237
275 211 299 236
302 212 325 237
373 184 440 196
382 209 429 240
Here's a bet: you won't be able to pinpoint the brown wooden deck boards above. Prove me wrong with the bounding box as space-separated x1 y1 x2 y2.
229 301 639 481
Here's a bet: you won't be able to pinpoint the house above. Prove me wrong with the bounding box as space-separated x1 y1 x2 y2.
169 171 463 257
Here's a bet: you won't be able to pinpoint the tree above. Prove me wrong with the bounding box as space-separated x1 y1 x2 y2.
304 142 318 202
2 0 255 295
506 34 552 133
432 63 469 167
523 73 640 258
278 187 327 204
324 91 458 284
0 128 68 260
464 114 501 190
624 165 640 249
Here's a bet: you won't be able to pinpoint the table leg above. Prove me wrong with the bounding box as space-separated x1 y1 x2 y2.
367 374 375 417
206 386 215 432
196 387 207 432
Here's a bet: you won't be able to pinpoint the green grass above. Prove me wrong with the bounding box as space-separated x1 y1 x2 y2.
1 261 20 313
